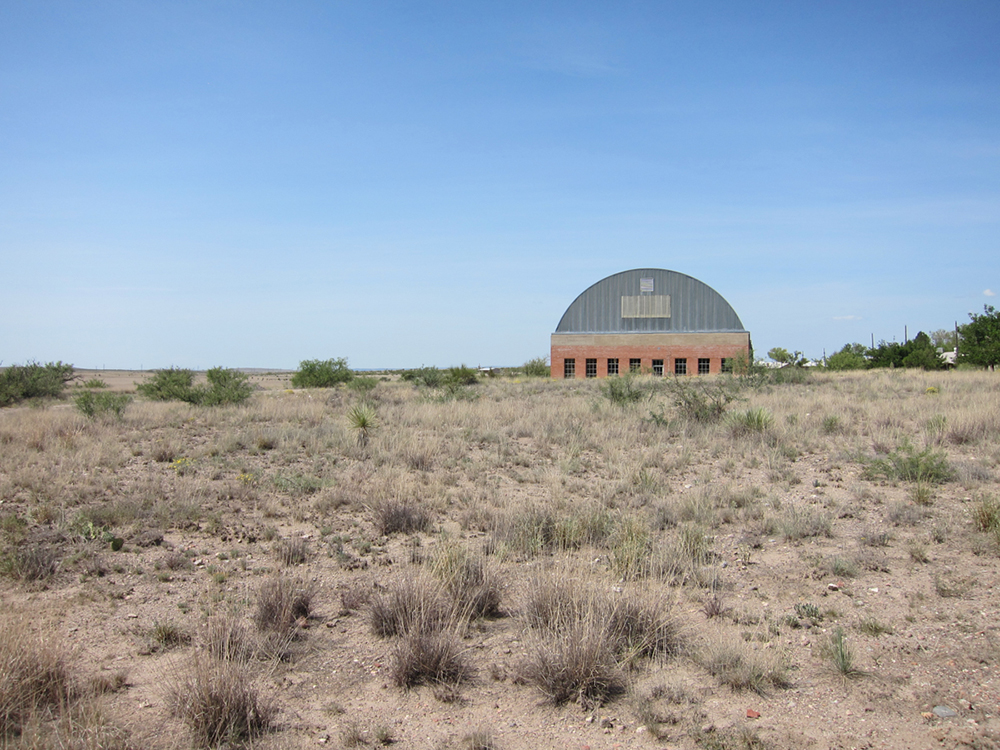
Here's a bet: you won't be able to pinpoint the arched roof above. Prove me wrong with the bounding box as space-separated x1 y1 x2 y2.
555 268 746 334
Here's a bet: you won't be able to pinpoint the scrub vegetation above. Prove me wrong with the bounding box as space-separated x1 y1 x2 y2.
0 367 999 749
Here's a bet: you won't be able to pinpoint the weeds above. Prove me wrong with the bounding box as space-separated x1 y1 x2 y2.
372 498 431 536
824 627 863 677
663 376 743 422
725 407 775 436
863 442 954 484
700 636 790 694
601 374 649 407
75 390 131 419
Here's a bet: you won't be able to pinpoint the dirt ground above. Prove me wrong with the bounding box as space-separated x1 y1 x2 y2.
1 368 999 750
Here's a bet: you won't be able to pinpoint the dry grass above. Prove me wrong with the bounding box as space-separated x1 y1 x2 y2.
2 369 1000 747
169 655 275 747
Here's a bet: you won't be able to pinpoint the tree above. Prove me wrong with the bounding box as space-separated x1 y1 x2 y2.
767 347 807 367
958 305 1000 369
291 358 354 388
825 343 867 371
929 329 957 352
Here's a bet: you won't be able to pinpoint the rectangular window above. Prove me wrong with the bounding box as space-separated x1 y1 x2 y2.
698 358 711 375
585 358 597 378
674 358 687 375
607 358 619 376
721 358 733 374
652 359 664 376
629 358 641 373
564 359 575 378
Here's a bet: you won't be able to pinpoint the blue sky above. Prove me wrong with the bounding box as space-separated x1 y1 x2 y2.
2 1 998 369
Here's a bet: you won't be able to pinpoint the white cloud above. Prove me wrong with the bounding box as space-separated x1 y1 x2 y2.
985 289 996 297
833 315 862 321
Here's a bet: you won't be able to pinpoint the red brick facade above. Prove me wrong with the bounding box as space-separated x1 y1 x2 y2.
551 332 751 379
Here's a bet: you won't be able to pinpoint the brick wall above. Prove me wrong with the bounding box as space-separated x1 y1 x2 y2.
550 332 750 379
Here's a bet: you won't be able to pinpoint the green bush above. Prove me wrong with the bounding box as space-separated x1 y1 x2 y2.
662 376 742 422
136 367 252 406
863 442 954 484
291 358 353 388
445 365 479 386
523 357 550 378
601 374 649 407
75 390 131 419
136 367 197 402
725 407 775 435
400 367 444 388
199 367 253 406
0 361 74 406
81 378 108 388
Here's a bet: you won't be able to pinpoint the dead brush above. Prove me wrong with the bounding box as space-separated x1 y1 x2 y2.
273 536 309 566
699 633 790 695
371 497 432 536
369 574 452 637
517 576 684 706
431 541 504 619
391 626 475 689
169 654 275 748
203 615 257 662
0 619 75 737
254 575 315 634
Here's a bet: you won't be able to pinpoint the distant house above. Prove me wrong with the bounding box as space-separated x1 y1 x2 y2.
551 268 751 378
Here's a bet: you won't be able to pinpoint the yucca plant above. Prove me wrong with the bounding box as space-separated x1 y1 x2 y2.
347 402 378 447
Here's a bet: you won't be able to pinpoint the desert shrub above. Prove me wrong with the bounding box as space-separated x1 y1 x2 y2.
518 578 682 706
972 496 1000 533
74 390 131 419
400 366 444 388
203 616 256 662
199 367 254 405
254 575 314 634
445 365 479 386
1 542 59 582
725 407 775 436
601 374 649 407
0 619 74 737
663 376 743 422
391 628 474 688
170 656 275 747
348 375 378 395
522 357 550 378
700 636 790 694
369 575 452 637
0 361 74 406
79 378 109 388
273 536 309 566
608 515 652 580
519 616 624 707
136 367 196 401
151 621 191 650
431 542 503 619
779 507 833 540
372 498 431 536
291 358 353 388
347 402 378 447
823 627 862 677
863 442 954 484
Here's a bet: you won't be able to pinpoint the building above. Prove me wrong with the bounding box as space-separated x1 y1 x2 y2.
551 268 751 379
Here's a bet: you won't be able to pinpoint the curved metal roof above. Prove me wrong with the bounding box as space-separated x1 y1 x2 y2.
555 268 746 334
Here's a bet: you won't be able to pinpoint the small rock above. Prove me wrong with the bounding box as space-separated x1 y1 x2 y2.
933 706 958 719
746 709 760 719
600 718 614 729
701 723 715 734
828 583 840 591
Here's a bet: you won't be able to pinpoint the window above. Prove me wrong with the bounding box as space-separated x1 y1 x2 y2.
585 358 597 378
652 359 664 376
721 358 733 374
629 358 641 373
564 359 575 378
607 358 619 376
698 358 711 375
674 358 687 375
